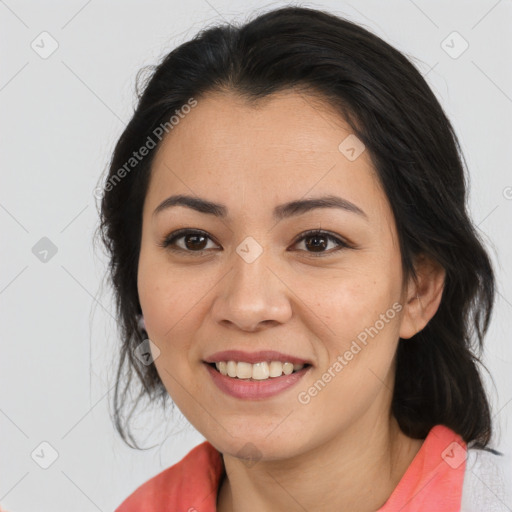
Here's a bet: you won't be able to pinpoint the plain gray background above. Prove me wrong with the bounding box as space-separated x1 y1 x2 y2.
1 0 511 510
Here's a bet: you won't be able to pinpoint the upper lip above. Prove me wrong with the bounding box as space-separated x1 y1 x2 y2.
204 350 312 366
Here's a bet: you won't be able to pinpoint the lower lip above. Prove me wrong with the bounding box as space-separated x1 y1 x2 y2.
204 363 311 400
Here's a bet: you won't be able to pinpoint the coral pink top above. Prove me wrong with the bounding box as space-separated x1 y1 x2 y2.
116 424 468 511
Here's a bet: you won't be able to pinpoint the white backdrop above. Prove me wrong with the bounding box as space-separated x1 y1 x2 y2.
1 0 511 510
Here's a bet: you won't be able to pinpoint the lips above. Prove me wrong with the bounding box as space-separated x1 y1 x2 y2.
204 362 311 399
203 350 312 366
203 349 313 399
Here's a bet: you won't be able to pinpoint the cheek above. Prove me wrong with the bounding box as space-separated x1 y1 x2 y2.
296 276 402 431
138 245 199 335
307 257 403 386
310 262 401 338
137 256 223 400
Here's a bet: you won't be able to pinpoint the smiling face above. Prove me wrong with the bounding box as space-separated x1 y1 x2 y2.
137 89 418 460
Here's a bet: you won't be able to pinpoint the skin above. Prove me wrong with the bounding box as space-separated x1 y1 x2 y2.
137 90 445 512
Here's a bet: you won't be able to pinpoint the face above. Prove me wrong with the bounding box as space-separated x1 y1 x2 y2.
137 90 413 460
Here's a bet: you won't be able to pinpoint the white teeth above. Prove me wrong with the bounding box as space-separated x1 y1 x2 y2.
214 360 306 379
236 362 252 379
252 362 269 380
269 361 283 377
227 361 237 378
217 361 227 376
282 362 294 375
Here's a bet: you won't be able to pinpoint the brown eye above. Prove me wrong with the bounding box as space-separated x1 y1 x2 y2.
182 233 208 250
160 229 219 255
304 234 328 252
293 230 348 256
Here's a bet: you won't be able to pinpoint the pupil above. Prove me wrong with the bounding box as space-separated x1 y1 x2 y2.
186 234 207 250
306 235 326 252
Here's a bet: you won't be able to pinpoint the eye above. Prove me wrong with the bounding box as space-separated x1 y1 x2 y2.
158 229 219 256
158 228 350 257
291 229 349 257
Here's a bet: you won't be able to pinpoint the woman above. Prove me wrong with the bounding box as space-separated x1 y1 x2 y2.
96 6 511 511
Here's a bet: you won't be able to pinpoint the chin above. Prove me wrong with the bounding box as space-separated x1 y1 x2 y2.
206 426 307 463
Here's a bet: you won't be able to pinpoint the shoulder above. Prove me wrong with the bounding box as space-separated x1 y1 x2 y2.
115 440 224 512
460 444 512 511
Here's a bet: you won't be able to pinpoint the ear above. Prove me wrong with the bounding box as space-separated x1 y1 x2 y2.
399 254 446 339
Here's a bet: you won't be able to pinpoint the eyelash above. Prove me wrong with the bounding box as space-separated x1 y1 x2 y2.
158 228 351 257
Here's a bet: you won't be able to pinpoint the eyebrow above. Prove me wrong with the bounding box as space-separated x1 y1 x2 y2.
153 194 368 221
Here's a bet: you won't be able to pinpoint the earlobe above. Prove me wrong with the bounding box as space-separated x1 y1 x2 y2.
399 255 446 340
137 313 146 333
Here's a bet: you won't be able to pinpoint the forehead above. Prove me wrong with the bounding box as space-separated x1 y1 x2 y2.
145 90 385 222
155 90 357 160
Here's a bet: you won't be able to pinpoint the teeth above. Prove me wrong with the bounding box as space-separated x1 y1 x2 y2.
236 362 252 379
217 361 227 376
227 361 237 378
214 360 306 380
283 362 294 375
269 361 283 377
251 362 269 380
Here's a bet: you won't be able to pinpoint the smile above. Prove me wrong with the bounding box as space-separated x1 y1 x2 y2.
204 362 312 400
213 360 306 380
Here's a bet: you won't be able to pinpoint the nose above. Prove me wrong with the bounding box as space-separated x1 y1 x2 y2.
210 248 293 332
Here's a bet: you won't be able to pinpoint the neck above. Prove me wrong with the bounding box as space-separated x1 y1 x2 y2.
216 412 424 512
